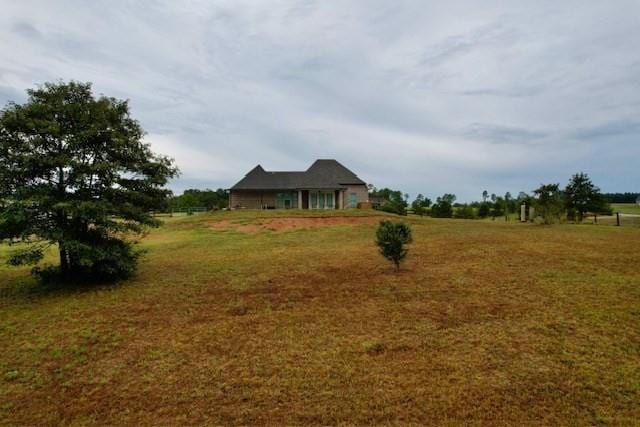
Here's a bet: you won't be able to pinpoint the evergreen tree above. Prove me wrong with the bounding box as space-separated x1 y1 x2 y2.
375 220 412 270
0 81 178 282
564 172 609 220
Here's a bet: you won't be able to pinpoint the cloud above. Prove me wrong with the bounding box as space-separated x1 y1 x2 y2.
465 123 548 145
0 0 639 201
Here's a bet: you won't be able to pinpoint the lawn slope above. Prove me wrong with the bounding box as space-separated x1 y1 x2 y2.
1 210 640 425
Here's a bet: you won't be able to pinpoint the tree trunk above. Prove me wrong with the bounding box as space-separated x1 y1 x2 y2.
59 245 69 274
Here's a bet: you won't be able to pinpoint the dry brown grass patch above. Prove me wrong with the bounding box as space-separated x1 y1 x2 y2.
209 215 381 233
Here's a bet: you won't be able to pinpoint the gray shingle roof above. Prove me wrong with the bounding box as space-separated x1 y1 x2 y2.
230 160 366 190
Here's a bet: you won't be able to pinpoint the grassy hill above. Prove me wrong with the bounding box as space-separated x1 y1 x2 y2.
2 210 640 425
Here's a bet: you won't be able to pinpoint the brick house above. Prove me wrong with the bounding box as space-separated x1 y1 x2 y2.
229 159 368 209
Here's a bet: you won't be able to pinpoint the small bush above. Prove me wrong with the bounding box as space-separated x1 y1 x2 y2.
375 220 412 270
363 341 386 355
3 371 19 382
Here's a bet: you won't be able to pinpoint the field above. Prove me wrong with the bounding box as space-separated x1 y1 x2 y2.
1 210 640 425
611 203 640 215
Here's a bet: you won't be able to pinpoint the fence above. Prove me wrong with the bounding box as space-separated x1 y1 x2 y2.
585 212 640 227
152 207 209 217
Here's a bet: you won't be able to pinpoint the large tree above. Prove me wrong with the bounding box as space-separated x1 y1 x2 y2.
0 81 178 282
564 172 608 220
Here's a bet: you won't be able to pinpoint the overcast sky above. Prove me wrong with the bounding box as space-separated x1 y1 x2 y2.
1 1 639 201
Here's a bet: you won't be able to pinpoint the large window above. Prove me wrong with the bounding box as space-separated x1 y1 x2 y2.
310 191 335 209
276 192 298 209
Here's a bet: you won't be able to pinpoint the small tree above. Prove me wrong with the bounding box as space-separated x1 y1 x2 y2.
532 183 564 224
375 220 412 270
0 81 178 282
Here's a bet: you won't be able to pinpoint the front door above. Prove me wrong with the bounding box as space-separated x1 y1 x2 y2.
348 192 357 208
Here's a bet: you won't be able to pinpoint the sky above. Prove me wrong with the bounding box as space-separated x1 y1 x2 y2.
1 1 639 201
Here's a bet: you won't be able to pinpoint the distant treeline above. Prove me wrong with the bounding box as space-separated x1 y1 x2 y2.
169 189 229 211
602 193 640 203
369 172 624 223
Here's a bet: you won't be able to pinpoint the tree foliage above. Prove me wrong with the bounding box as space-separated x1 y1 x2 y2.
601 192 640 204
375 220 412 270
532 183 564 224
0 81 178 282
431 193 456 218
370 187 408 215
453 204 476 219
564 172 609 220
170 188 228 211
411 193 431 216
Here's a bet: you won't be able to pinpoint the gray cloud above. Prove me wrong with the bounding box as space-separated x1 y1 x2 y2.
0 0 639 201
465 123 548 145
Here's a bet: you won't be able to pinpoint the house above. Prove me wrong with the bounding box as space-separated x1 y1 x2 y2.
229 159 368 209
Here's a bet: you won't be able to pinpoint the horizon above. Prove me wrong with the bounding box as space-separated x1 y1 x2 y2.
1 1 639 201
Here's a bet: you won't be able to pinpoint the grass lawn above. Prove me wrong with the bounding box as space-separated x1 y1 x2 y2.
612 203 640 215
1 210 640 425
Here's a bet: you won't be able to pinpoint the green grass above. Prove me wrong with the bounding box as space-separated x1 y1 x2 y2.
612 203 640 215
1 209 640 425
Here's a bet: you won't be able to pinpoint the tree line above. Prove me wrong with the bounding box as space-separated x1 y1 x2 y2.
601 192 640 204
169 188 229 211
370 172 615 223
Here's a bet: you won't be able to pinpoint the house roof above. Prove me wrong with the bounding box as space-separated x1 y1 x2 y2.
230 159 366 190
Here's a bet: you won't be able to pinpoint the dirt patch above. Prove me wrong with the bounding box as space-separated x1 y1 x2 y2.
209 216 381 233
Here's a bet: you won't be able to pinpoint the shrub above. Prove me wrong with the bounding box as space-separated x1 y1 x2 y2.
363 341 386 355
375 220 413 270
454 204 476 219
379 202 407 216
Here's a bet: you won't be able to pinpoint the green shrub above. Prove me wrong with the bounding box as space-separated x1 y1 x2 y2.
379 202 407 216
454 204 476 219
375 220 413 270
363 341 386 355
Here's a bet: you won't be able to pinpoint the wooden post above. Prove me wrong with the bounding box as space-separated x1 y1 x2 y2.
616 212 620 226
594 214 597 225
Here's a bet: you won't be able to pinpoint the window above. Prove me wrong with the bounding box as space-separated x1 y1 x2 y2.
310 191 335 209
276 192 298 209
